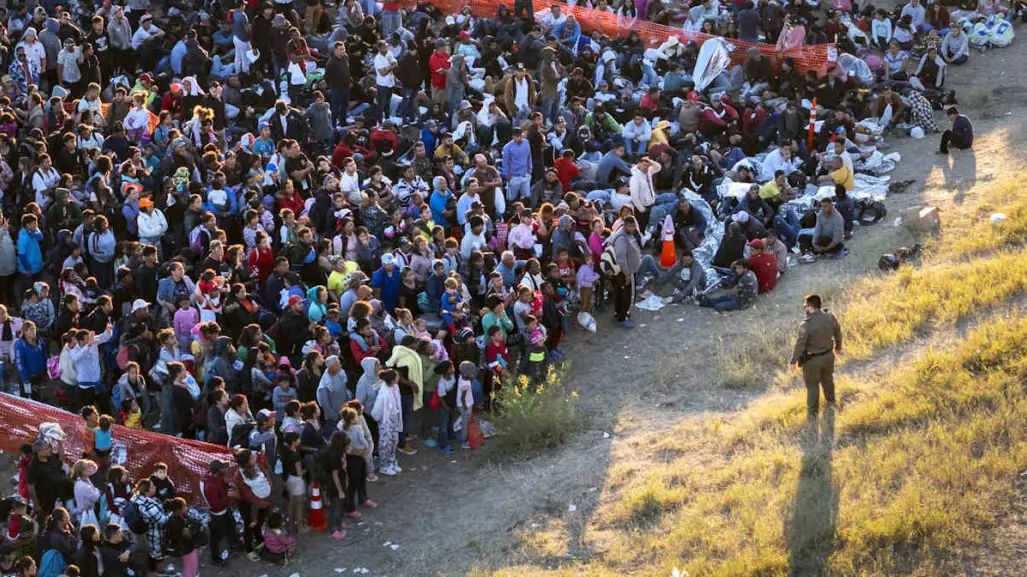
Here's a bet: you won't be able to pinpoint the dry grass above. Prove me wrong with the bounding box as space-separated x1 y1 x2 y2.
472 175 1027 577
485 313 1027 577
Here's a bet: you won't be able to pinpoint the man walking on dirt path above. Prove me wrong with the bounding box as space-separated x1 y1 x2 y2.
790 294 842 415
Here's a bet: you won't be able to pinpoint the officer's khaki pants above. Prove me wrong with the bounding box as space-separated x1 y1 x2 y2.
803 352 836 414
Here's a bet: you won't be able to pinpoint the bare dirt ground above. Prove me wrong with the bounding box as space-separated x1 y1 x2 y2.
210 32 1027 577
6 27 1026 577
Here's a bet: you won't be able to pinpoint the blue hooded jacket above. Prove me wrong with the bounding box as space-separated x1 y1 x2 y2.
17 227 43 274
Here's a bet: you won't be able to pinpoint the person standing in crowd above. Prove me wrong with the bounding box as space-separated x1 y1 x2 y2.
790 293 843 415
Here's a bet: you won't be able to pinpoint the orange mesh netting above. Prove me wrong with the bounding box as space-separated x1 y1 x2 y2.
404 0 834 72
0 394 236 503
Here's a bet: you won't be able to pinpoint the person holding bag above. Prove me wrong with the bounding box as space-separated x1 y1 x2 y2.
71 460 101 528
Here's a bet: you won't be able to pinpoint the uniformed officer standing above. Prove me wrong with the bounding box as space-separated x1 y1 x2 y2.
790 293 842 414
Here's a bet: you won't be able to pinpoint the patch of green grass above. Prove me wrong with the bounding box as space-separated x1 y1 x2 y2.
482 368 582 461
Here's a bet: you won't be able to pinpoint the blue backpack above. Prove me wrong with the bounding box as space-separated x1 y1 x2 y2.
38 549 67 577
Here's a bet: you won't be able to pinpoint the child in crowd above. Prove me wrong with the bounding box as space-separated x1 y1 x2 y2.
173 296 199 351
371 369 402 476
118 399 142 428
262 511 296 565
93 414 114 463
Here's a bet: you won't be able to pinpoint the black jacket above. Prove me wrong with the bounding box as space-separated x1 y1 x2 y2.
325 53 351 91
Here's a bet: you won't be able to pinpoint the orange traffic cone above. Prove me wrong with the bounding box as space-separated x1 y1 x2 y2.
308 482 327 532
660 214 676 268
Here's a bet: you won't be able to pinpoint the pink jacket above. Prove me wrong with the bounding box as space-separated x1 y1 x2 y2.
263 528 296 554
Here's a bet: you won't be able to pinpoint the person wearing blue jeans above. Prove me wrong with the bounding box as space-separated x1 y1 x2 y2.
330 88 349 125
700 260 758 312
774 205 802 249
399 86 418 122
381 9 402 38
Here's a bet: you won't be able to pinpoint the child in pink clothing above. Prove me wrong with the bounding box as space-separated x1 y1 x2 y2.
173 296 199 351
588 218 607 263
262 511 296 565
576 251 601 314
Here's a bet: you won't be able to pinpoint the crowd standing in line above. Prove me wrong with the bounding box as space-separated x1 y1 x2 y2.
0 0 991 573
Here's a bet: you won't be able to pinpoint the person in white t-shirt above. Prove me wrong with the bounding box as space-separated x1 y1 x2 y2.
372 40 397 124
340 158 361 205
16 28 46 72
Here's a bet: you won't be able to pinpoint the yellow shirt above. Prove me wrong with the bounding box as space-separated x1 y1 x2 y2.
327 261 360 300
759 181 781 200
831 164 855 191
125 409 142 429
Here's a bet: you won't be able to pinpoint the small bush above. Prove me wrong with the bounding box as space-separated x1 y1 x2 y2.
484 367 581 460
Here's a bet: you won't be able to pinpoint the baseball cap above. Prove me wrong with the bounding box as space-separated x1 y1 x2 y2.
381 253 396 265
131 299 149 312
325 355 341 368
748 238 765 249
288 294 303 307
732 211 750 223
686 91 700 101
209 459 230 472
139 197 154 208
435 39 446 48
258 121 270 132
256 409 276 424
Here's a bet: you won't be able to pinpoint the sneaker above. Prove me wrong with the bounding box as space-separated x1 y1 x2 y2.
329 530 347 540
620 320 636 329
346 510 363 519
440 445 454 453
380 466 397 476
392 462 403 472
397 446 417 456
461 442 472 449
405 433 418 441
363 499 379 508
246 552 260 562
637 289 653 300
790 245 801 254
423 439 437 448
367 474 379 482
799 254 817 264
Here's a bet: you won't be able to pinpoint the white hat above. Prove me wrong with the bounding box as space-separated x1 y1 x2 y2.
325 355 341 368
381 253 395 265
732 211 750 223
131 299 149 312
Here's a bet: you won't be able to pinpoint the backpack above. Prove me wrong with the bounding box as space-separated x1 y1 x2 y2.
122 499 146 534
230 422 257 448
37 549 67 577
189 225 206 253
46 355 61 380
115 343 136 371
599 243 620 276
857 199 887 224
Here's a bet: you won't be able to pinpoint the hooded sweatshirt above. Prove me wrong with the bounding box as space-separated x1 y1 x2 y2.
356 357 381 410
608 226 642 275
306 286 327 323
317 368 351 420
212 336 241 389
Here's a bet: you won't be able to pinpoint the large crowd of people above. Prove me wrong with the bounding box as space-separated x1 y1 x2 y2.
0 0 992 573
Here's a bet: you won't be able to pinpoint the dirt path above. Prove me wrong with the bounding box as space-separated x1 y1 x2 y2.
212 34 1027 577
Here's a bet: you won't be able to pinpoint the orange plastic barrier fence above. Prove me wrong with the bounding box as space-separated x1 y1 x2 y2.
0 394 237 503
405 0 834 72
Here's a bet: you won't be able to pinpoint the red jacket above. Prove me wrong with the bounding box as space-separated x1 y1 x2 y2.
202 473 230 513
350 330 390 363
742 107 766 135
429 52 451 90
278 189 305 216
553 157 580 193
232 469 271 509
700 104 738 134
747 252 779 293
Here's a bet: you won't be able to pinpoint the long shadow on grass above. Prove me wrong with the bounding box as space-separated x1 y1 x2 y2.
786 409 839 577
